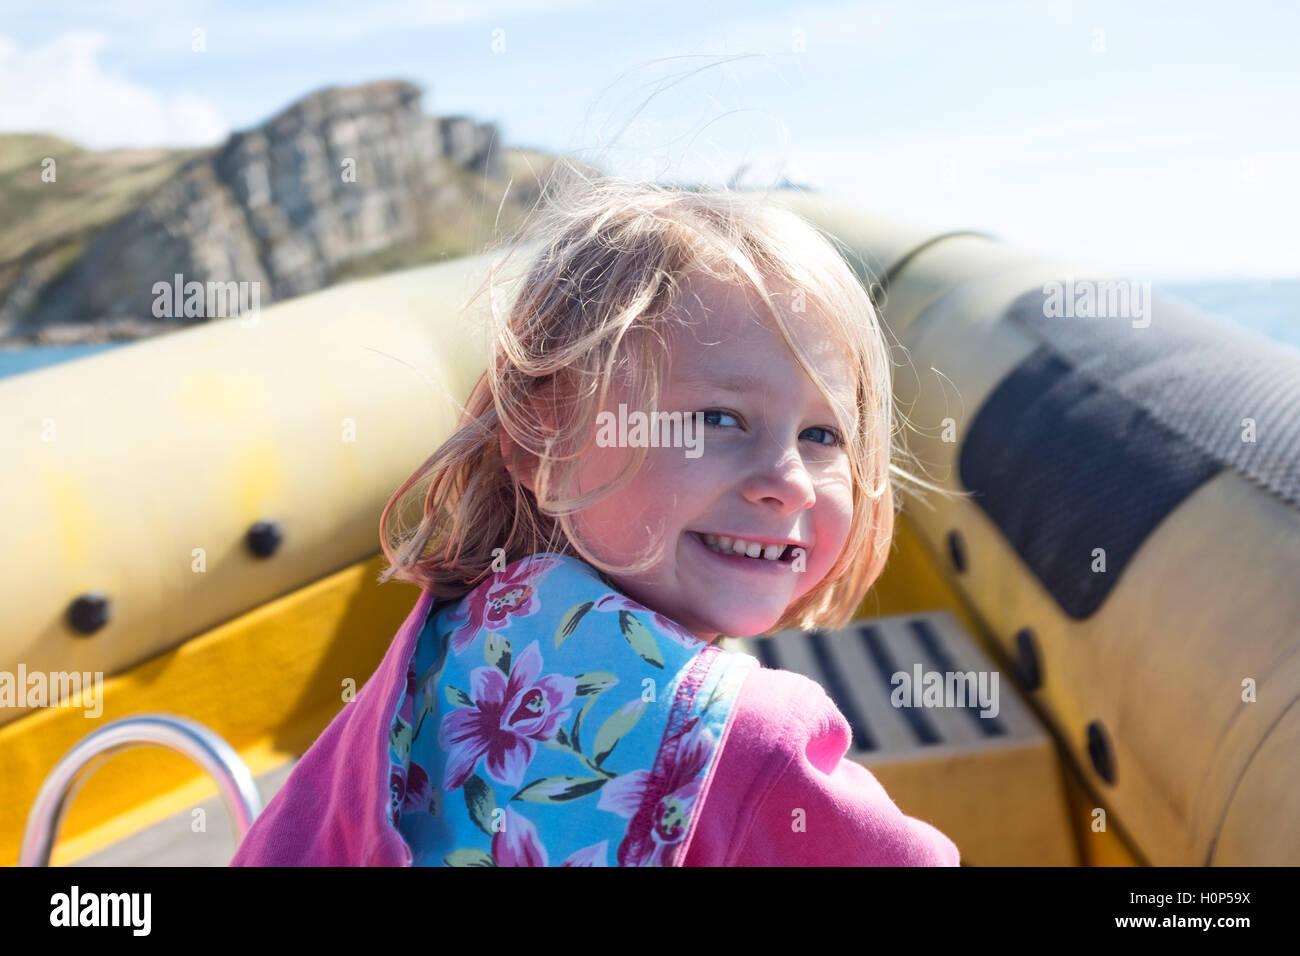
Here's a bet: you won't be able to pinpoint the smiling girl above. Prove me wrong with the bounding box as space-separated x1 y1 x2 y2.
231 172 961 868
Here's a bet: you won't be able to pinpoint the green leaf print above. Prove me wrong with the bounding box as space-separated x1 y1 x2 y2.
555 600 594 649
698 677 726 717
593 699 647 766
418 652 446 703
390 720 411 763
618 610 664 668
574 671 618 696
463 774 498 837
445 684 472 708
511 775 608 803
444 848 496 867
571 694 601 752
484 631 512 675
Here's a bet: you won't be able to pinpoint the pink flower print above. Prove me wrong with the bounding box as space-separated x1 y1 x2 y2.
561 841 609 867
389 768 406 824
611 717 715 867
597 769 651 817
402 762 431 814
493 808 546 866
491 808 608 866
445 556 561 655
592 593 703 649
438 640 576 790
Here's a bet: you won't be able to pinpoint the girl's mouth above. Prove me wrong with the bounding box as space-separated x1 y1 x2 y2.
687 531 802 569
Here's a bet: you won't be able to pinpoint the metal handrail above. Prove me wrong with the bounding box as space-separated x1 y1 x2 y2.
20 713 264 866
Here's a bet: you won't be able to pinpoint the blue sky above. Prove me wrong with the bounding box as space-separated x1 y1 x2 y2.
2 0 1297 278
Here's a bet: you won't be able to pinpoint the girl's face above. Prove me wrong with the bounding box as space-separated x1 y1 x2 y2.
568 274 858 641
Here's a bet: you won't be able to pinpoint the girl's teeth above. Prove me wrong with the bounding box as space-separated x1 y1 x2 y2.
700 533 787 562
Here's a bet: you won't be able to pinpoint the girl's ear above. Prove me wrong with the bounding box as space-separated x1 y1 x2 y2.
499 429 536 492
499 381 558 494
496 390 553 496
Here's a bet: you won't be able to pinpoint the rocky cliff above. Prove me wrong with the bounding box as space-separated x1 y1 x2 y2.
4 80 529 344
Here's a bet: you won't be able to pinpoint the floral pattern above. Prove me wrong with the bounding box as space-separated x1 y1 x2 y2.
596 715 716 866
591 593 707 650
387 552 757 867
444 556 561 655
492 808 609 867
438 641 577 789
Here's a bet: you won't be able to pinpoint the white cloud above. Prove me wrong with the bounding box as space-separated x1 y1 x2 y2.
0 32 227 149
33 0 604 59
792 139 1300 279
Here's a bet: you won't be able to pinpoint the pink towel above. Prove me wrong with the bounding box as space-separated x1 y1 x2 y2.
230 587 961 867
684 664 961 866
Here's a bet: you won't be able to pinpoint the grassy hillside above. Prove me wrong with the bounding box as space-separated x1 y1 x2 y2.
0 134 203 261
0 134 204 334
0 133 577 341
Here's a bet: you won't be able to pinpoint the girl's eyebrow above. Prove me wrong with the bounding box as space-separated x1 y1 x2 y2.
676 369 856 423
675 370 768 394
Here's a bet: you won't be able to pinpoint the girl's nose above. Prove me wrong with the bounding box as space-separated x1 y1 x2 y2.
737 444 816 513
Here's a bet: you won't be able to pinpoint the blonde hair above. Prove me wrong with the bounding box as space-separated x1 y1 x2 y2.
378 162 929 635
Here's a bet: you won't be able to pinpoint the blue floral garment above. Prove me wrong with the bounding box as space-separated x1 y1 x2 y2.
386 553 757 866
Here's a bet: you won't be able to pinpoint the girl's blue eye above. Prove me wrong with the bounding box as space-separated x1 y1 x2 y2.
700 410 844 447
803 426 844 447
701 410 739 428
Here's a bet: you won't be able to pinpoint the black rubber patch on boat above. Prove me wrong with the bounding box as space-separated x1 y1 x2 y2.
959 344 1221 619
806 629 877 752
857 625 941 746
909 619 1007 737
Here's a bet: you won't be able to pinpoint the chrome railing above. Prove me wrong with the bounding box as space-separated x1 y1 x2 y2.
20 713 264 866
